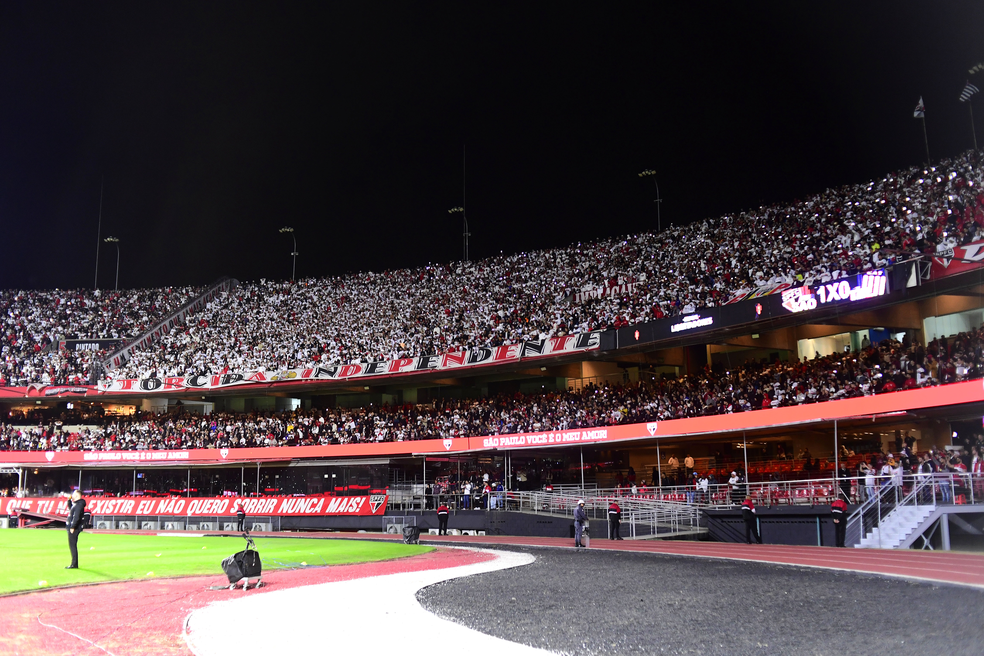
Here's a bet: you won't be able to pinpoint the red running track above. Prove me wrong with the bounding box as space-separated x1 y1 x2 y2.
4 531 984 656
0 547 493 656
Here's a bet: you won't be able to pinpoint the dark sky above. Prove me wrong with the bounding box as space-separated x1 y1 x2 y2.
1 2 983 291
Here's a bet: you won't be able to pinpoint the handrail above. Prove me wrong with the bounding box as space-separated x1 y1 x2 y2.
846 474 940 548
102 277 239 371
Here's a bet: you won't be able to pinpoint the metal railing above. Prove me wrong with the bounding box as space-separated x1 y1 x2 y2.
843 473 969 548
385 473 984 516
505 490 704 538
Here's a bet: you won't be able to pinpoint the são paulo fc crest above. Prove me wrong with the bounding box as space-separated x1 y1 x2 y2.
646 422 658 436
220 449 229 459
45 452 55 462
443 439 453 451
369 494 387 513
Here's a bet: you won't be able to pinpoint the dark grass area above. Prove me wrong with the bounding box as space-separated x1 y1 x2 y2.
418 548 984 656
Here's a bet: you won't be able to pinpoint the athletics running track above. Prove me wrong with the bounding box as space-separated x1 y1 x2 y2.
2 532 983 656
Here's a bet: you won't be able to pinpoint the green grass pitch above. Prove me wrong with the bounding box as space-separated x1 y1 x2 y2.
0 530 431 595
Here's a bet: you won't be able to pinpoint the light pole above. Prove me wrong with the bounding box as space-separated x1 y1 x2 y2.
103 237 120 290
638 169 662 233
279 226 298 281
94 178 104 289
448 207 469 262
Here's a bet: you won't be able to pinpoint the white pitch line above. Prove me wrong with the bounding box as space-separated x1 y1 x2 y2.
183 548 554 656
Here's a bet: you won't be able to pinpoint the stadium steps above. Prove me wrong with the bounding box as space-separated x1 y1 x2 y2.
856 504 936 549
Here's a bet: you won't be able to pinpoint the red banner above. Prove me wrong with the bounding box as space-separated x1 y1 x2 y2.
931 240 984 279
1 494 388 517
4 379 984 466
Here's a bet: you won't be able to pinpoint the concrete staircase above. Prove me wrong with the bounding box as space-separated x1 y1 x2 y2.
856 504 936 549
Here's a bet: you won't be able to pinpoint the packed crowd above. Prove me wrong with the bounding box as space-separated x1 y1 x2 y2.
1 286 202 386
3 151 983 383
3 327 983 453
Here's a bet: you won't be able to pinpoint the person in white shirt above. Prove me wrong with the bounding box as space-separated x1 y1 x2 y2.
864 467 877 501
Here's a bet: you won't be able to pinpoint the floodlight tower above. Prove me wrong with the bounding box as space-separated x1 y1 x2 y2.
103 236 120 290
279 226 298 281
638 170 662 233
449 207 469 262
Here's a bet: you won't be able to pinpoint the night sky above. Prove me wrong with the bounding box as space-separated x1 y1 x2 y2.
1 2 982 291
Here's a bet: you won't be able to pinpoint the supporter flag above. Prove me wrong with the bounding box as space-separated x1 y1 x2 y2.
959 81 980 102
913 96 925 118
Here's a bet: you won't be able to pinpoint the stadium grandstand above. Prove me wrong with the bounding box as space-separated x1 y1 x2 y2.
4 150 984 549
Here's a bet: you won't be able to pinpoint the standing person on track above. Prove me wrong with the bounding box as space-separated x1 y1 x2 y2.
437 502 450 535
741 496 762 544
65 490 86 569
608 500 622 540
830 496 848 547
236 501 247 533
574 499 588 548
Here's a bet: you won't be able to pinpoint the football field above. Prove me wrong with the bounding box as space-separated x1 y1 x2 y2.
0 530 431 595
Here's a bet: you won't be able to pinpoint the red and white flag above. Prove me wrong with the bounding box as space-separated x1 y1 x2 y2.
913 96 925 118
959 81 980 102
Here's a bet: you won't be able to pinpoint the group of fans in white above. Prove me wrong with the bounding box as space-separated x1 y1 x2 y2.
2 150 982 388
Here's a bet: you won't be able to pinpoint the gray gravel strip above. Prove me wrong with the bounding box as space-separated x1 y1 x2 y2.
417 547 984 656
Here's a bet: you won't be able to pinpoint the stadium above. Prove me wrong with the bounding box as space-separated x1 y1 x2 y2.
3 4 984 656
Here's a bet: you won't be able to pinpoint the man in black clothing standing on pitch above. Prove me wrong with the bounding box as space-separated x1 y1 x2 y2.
66 490 86 569
236 501 247 533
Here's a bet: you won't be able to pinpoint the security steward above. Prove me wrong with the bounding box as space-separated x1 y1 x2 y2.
741 496 762 544
830 496 848 547
574 499 588 548
608 500 623 540
436 502 450 535
66 490 86 569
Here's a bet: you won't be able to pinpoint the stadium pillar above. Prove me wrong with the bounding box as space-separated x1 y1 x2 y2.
78 469 82 492
656 443 662 490
187 469 191 497
834 420 839 495
256 462 261 494
241 466 244 496
17 468 22 496
743 432 749 489
580 447 585 491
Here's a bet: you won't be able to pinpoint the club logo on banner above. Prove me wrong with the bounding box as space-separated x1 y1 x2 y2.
98 331 602 393
368 494 387 513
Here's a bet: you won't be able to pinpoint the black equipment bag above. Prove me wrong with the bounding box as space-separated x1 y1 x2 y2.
402 525 421 545
222 534 262 583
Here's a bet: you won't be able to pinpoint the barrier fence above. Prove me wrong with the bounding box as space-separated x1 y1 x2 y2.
391 472 984 514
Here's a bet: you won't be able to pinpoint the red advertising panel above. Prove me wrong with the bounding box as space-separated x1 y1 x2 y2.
2 380 984 465
931 240 984 279
1 494 388 517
